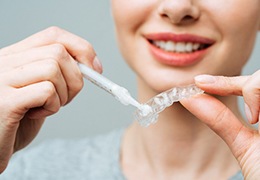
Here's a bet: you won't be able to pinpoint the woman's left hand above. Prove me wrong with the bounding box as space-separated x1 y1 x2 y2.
180 70 260 180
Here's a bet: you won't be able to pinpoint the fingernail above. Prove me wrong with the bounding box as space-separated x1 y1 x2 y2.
93 56 103 73
245 103 253 123
195 75 216 84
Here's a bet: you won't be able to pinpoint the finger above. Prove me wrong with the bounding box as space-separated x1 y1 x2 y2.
0 81 60 162
0 26 98 68
242 70 260 124
0 80 56 171
17 81 61 119
0 60 68 106
0 81 60 128
1 44 84 103
194 74 249 96
14 116 45 152
180 94 248 148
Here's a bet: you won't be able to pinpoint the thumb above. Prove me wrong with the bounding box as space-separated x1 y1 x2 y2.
194 73 260 124
180 94 249 150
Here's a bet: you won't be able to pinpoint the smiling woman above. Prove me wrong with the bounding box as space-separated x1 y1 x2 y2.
0 0 260 180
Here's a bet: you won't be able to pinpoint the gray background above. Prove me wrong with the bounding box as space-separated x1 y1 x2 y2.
0 0 259 148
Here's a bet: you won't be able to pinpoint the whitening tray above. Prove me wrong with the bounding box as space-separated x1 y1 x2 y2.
134 85 204 127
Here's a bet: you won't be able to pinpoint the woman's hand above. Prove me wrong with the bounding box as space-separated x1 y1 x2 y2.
181 70 260 179
0 27 102 172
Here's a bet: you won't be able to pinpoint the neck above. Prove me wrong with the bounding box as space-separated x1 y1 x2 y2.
121 78 241 179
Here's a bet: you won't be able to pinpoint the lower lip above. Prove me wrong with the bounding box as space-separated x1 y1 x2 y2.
148 41 209 66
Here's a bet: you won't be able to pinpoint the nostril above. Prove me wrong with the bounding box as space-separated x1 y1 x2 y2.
161 13 168 18
183 15 194 21
181 15 197 24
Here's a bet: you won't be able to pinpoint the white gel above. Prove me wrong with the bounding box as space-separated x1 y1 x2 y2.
134 85 204 127
139 104 153 116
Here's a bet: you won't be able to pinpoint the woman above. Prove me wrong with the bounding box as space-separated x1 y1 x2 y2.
1 0 260 179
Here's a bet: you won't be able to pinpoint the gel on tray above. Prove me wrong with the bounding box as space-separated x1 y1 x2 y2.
134 85 204 127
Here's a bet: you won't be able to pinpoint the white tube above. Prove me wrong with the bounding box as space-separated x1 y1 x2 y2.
77 62 142 108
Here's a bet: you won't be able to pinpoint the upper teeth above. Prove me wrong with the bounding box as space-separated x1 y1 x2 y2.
153 41 203 53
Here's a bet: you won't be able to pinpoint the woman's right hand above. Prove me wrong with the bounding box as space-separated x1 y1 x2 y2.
0 27 102 172
181 71 260 179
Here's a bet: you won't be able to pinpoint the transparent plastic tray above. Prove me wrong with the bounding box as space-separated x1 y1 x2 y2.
134 84 204 127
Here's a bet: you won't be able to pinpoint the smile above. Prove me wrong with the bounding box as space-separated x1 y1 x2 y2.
145 33 215 66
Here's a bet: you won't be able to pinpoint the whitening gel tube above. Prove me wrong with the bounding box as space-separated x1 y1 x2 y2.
77 62 144 109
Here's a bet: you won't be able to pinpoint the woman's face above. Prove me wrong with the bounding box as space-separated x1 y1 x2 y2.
111 0 260 92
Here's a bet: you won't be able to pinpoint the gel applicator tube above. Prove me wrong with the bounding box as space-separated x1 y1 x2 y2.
77 62 144 109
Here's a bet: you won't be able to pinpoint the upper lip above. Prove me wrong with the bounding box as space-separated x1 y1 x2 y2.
144 32 215 45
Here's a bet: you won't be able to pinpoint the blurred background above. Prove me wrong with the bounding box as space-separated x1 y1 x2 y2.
0 0 259 148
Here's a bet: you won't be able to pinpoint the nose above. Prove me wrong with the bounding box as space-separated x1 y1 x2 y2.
158 0 200 25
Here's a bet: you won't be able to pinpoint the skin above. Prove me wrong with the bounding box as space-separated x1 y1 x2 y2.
182 73 260 179
111 0 260 91
0 27 102 172
0 0 259 179
111 0 260 179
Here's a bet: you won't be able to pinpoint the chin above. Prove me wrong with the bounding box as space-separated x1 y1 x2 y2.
141 74 195 93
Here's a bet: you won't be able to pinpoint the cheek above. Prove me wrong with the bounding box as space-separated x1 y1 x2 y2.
111 0 155 32
204 1 260 72
111 0 157 67
203 0 260 37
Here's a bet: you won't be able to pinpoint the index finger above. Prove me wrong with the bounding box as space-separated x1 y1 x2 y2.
194 74 250 96
0 26 96 66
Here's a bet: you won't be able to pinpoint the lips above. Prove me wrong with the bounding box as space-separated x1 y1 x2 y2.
145 33 215 66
